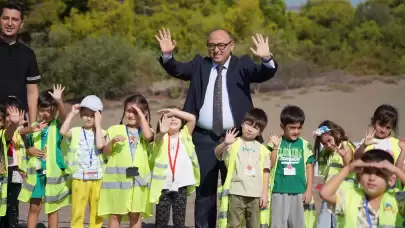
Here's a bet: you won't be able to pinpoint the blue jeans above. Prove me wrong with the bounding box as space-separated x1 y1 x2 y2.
317 200 336 228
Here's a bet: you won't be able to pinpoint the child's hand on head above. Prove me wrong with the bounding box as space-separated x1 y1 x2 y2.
372 160 397 174
159 115 170 133
363 127 377 146
268 132 281 147
224 128 239 146
7 106 20 125
158 108 178 117
349 159 369 172
70 104 80 115
48 84 65 101
95 111 102 127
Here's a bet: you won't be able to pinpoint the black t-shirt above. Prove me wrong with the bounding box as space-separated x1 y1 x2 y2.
0 38 41 111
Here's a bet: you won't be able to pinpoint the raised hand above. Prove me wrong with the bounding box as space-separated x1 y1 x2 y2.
399 138 405 151
130 105 146 118
7 106 20 125
32 121 48 132
155 28 176 55
337 142 349 157
250 33 271 59
268 132 281 147
349 159 369 172
159 115 170 134
70 104 80 115
224 128 239 146
48 84 65 101
95 111 102 127
18 110 27 126
363 128 377 146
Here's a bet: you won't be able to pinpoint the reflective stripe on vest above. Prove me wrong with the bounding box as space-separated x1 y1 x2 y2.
149 126 200 204
337 184 405 227
217 138 270 228
0 130 9 216
267 138 317 228
98 124 153 217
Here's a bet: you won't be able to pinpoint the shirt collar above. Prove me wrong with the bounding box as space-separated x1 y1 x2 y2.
212 55 231 69
0 35 18 46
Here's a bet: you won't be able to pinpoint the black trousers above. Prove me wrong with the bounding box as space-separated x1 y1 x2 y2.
155 187 188 228
0 166 22 228
193 128 227 228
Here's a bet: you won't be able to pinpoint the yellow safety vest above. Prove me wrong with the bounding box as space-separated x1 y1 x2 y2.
63 127 107 175
149 126 200 204
0 130 10 216
319 141 356 183
12 131 28 172
264 137 317 228
337 184 405 227
365 137 402 188
217 138 270 228
98 125 153 218
18 120 71 214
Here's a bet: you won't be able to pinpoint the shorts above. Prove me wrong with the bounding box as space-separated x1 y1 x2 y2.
31 172 46 199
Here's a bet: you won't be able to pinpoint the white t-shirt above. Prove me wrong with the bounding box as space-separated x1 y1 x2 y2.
163 134 195 191
70 129 103 180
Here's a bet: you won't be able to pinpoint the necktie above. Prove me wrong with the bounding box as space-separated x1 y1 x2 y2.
212 65 224 136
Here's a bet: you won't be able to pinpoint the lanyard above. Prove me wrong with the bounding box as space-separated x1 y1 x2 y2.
365 197 374 228
126 126 140 161
168 135 180 181
82 128 94 168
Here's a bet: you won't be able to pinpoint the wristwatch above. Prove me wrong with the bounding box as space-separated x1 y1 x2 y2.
262 53 274 63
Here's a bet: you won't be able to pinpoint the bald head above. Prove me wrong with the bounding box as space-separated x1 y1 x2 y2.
208 29 233 42
207 28 235 65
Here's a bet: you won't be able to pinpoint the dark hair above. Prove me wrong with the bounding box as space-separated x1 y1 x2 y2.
242 108 268 132
314 120 355 161
371 104 398 136
119 94 151 124
280 105 305 126
38 89 56 108
156 106 185 133
361 149 394 165
3 95 22 110
1 1 24 20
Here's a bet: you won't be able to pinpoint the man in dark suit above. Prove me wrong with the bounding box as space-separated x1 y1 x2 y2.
156 28 278 228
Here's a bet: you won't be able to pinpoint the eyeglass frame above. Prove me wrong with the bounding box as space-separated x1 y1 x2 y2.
206 40 234 51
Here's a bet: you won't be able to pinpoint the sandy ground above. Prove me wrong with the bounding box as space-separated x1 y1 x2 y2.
18 80 405 227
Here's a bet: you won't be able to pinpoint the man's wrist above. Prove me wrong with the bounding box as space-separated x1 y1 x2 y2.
261 53 273 63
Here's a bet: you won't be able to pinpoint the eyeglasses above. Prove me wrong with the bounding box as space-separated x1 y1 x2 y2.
207 41 233 51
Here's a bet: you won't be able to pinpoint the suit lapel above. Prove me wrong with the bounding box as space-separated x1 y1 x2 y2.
201 57 212 98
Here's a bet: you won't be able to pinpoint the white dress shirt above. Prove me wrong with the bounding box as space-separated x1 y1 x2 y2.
162 54 275 130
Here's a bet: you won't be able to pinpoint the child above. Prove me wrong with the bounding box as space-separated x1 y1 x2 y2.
18 84 70 228
215 108 270 228
150 106 200 228
355 104 403 166
0 96 29 228
99 94 154 228
355 104 405 188
313 120 356 228
59 95 105 228
267 105 316 228
320 149 405 227
0 104 22 220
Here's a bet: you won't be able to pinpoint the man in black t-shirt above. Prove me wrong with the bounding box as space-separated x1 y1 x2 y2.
0 1 40 124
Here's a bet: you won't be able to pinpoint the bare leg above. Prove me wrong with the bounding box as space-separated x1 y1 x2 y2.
108 214 122 228
129 212 142 228
27 199 42 228
48 211 59 228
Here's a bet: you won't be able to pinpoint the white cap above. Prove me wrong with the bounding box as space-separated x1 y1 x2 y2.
79 95 103 112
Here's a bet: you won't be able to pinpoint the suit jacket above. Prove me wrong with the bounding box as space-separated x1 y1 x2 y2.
159 54 278 131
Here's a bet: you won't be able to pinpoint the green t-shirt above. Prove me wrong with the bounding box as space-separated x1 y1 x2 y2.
269 137 315 194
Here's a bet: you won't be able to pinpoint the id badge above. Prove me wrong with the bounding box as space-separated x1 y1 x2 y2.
126 167 139 177
283 164 296 176
170 181 179 192
11 170 23 183
244 165 256 177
